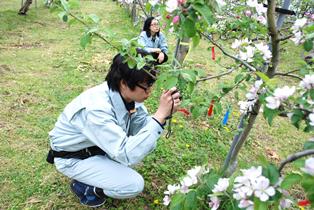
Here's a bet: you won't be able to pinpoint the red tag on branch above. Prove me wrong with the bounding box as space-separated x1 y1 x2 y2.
211 46 215 61
207 100 214 117
298 200 310 207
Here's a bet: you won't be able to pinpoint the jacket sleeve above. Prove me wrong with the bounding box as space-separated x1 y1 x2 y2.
159 33 168 53
82 108 164 166
138 32 155 53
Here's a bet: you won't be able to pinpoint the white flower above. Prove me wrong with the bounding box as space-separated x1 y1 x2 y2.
232 39 242 49
247 0 258 8
300 74 314 90
187 166 202 178
216 0 226 7
164 184 180 195
163 195 171 206
291 18 307 32
255 3 267 15
124 0 133 4
255 42 272 61
252 176 275 202
273 86 295 101
266 96 281 109
256 15 267 25
291 31 303 45
309 113 314 126
181 176 197 187
149 0 159 6
242 166 263 180
180 184 190 193
239 46 255 62
238 199 254 209
165 0 178 13
280 198 293 209
212 178 229 193
208 196 220 210
301 157 314 176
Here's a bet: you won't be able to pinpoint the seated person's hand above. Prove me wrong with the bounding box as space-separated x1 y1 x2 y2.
158 52 165 63
153 48 161 53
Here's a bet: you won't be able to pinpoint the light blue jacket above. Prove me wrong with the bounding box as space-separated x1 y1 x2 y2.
138 31 168 54
49 82 164 166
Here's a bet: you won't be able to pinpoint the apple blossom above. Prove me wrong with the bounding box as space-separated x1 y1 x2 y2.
245 10 252 17
291 31 303 45
266 96 281 109
301 157 314 176
299 74 314 90
266 86 295 109
239 46 255 62
255 42 272 61
255 3 267 15
212 178 229 193
247 0 258 8
124 0 133 4
255 15 267 25
148 0 159 6
309 113 314 126
238 199 254 210
163 195 171 206
164 184 180 195
165 0 178 13
252 176 275 202
280 198 293 209
208 196 220 210
291 18 307 32
216 0 226 7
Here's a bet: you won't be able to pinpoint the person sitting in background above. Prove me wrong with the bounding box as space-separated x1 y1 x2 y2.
138 17 168 64
47 54 181 208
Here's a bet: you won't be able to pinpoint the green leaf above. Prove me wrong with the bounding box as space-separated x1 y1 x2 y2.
304 141 314 150
234 73 245 83
80 32 92 49
192 34 200 48
281 173 302 189
254 197 268 210
60 0 69 11
290 109 304 129
182 18 196 37
88 14 100 24
310 89 314 100
192 4 214 26
164 77 178 89
263 106 278 125
58 11 67 22
256 71 270 83
262 164 279 185
184 191 197 210
145 2 152 13
169 193 185 210
304 39 313 52
68 0 80 9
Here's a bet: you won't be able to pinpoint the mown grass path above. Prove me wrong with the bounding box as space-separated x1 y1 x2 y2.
0 1 311 209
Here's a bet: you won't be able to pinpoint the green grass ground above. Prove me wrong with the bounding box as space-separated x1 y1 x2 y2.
0 0 311 209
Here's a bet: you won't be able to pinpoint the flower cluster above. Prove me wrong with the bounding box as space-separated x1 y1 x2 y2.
232 166 275 209
231 38 272 63
208 178 230 210
290 18 307 45
246 0 267 25
238 80 263 114
163 166 209 206
265 86 295 109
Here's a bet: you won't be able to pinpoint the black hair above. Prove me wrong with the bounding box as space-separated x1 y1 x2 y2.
105 54 156 92
143 17 160 38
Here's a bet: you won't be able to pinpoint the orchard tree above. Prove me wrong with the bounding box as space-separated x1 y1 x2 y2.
52 0 314 209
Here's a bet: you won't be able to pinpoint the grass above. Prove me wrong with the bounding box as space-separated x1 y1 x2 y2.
0 0 311 209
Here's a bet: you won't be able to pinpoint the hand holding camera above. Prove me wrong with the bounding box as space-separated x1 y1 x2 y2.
153 87 181 124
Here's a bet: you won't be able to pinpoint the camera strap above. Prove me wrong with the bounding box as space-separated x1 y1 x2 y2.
165 96 174 139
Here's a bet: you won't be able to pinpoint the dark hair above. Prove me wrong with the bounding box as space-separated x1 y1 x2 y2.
143 17 160 38
105 54 156 92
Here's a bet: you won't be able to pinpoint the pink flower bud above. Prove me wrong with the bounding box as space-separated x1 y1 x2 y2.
311 14 314 21
304 12 310 16
244 10 252 17
172 15 180 24
177 0 185 5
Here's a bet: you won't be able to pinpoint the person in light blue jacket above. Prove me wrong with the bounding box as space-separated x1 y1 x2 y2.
47 54 181 208
138 17 168 64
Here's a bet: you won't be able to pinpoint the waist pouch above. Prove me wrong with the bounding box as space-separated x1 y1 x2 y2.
46 146 106 164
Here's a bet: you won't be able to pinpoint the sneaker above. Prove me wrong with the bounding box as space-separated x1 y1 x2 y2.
70 180 106 208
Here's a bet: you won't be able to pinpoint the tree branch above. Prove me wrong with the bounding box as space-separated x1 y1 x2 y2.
200 32 257 72
196 68 235 82
279 149 314 174
136 0 149 18
274 72 303 80
278 34 294 42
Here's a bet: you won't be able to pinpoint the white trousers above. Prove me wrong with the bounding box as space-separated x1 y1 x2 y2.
54 155 144 199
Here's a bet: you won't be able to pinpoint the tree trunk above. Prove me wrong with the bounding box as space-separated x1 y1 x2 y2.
173 37 190 67
19 0 33 15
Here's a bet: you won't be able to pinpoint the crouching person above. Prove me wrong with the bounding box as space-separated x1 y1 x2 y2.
46 54 181 208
